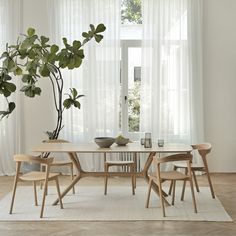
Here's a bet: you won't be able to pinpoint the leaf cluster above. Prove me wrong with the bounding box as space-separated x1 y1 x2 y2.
63 88 84 109
0 24 106 120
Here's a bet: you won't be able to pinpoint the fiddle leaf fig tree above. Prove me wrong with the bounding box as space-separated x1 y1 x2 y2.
0 24 106 139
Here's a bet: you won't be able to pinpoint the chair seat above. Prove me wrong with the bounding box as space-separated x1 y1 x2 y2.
105 160 134 166
173 161 204 169
19 171 60 181
149 171 188 181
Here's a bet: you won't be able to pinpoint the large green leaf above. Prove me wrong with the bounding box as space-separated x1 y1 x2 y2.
72 40 81 49
94 34 103 43
67 57 75 69
90 24 95 32
28 49 36 59
8 102 16 112
63 98 73 109
74 55 82 68
21 74 32 83
73 100 81 109
3 58 15 71
95 24 106 33
39 64 50 77
82 32 89 38
50 44 59 54
40 36 49 45
27 28 35 37
3 74 12 81
4 82 16 92
14 67 23 76
71 88 78 99
0 101 15 119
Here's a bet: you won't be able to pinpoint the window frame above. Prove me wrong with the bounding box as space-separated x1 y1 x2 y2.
120 39 141 141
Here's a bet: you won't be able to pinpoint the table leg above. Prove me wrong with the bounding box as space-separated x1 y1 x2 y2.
52 174 82 205
52 152 84 206
141 152 170 205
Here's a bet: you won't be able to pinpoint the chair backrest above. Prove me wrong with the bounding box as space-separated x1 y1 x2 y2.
43 139 70 143
191 143 212 159
153 153 193 179
14 154 54 165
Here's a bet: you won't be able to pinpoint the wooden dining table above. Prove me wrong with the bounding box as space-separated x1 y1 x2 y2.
32 142 192 205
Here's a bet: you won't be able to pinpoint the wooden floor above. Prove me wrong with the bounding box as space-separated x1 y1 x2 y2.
0 173 235 236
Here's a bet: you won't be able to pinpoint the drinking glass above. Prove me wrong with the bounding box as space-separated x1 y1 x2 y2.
158 139 164 147
144 133 152 148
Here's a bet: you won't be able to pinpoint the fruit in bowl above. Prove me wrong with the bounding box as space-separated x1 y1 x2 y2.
94 137 115 148
115 135 129 146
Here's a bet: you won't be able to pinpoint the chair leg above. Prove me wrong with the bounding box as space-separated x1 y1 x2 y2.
104 164 109 195
168 181 173 195
192 170 200 192
189 179 197 213
70 163 75 194
33 181 38 206
131 165 135 195
40 164 43 190
146 179 153 208
168 166 177 195
171 180 176 205
202 159 215 199
181 168 188 201
206 171 215 199
158 181 165 217
134 153 137 188
40 180 48 218
55 178 63 209
9 178 18 214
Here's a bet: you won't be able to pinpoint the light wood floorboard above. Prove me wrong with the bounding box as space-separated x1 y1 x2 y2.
0 173 235 236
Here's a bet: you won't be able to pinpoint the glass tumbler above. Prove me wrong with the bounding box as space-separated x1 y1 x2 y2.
144 133 152 148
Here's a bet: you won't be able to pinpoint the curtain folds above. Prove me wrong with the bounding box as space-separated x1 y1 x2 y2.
0 0 22 175
141 0 204 144
48 0 120 171
48 0 203 171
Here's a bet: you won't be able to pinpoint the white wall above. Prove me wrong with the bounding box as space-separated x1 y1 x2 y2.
203 0 236 172
22 0 55 154
20 0 236 172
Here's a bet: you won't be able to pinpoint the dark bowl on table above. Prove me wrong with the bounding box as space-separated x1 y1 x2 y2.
94 137 115 148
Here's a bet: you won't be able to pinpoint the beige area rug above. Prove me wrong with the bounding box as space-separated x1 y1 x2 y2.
0 186 232 221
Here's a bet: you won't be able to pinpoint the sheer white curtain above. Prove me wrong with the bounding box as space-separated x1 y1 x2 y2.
0 0 22 175
141 0 204 146
48 0 120 171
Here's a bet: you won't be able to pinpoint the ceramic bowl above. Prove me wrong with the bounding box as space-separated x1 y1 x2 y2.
115 138 129 146
94 137 115 148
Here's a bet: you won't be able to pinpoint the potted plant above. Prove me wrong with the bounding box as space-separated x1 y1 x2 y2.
0 24 106 140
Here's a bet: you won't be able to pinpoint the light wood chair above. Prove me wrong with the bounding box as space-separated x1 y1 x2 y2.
146 153 197 217
104 153 136 195
41 139 75 194
9 154 63 218
169 143 215 199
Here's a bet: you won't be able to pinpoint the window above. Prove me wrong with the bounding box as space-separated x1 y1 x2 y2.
120 40 141 139
120 0 142 140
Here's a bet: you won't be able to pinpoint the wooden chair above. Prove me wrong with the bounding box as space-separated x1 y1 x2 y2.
146 153 197 217
169 143 215 199
41 139 75 194
9 154 63 218
104 153 136 195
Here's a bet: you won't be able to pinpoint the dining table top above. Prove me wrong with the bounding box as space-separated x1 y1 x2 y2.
32 142 192 154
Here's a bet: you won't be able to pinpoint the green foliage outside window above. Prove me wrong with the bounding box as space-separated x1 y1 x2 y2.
121 0 142 24
128 80 140 132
